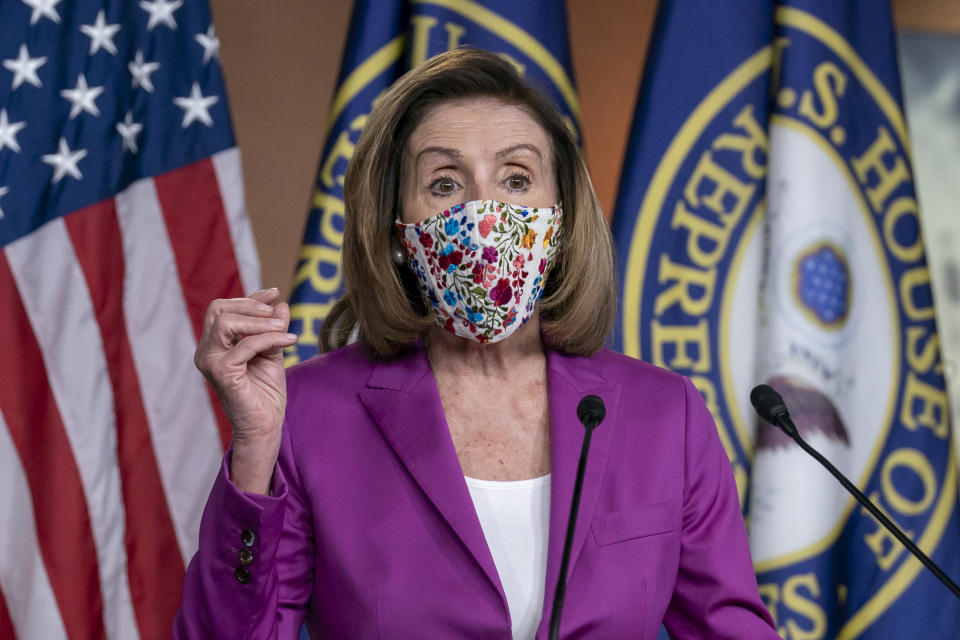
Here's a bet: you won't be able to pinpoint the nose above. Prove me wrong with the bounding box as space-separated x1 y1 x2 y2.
461 163 495 202
465 187 492 203
463 157 497 202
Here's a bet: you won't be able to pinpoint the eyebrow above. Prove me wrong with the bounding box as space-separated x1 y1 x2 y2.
414 143 544 165
415 146 461 164
496 143 543 160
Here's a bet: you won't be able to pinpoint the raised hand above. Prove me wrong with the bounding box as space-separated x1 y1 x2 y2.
194 288 298 494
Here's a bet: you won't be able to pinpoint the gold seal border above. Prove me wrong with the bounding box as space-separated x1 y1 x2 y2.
621 45 771 455
414 0 581 122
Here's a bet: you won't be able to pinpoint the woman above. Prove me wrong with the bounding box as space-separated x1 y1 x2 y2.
175 49 779 639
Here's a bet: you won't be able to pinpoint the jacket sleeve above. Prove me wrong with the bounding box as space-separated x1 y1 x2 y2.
661 377 781 639
173 419 315 640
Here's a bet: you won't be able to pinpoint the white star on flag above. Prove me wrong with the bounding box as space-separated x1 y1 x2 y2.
42 137 88 183
3 44 47 90
0 186 7 219
140 0 183 31
60 74 105 120
129 51 161 93
22 0 62 25
80 10 121 56
0 110 27 153
194 25 220 64
116 111 144 153
173 83 218 128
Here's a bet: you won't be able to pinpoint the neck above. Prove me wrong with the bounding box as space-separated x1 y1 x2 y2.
425 314 546 378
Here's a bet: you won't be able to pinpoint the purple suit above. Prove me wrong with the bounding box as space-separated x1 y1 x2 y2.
175 343 778 639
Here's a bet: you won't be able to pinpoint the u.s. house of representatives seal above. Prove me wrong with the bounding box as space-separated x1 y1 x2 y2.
620 7 955 638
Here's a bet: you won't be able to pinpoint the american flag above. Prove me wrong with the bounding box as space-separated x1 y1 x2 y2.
0 1 259 638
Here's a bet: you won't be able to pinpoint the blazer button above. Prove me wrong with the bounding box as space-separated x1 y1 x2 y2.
240 529 255 547
238 548 253 566
235 566 251 584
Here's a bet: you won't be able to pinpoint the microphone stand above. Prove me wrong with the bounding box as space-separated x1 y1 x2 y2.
769 406 960 601
549 396 605 640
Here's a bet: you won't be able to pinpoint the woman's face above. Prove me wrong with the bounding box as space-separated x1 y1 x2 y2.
399 97 559 224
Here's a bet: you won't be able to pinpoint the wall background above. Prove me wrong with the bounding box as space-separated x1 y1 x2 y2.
208 0 960 297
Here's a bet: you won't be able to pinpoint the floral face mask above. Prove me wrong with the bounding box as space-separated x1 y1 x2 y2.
396 199 562 343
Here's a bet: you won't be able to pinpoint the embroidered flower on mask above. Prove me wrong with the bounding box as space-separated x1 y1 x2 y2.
479 214 497 238
483 263 497 289
542 226 554 248
438 250 463 272
520 228 537 250
490 278 513 306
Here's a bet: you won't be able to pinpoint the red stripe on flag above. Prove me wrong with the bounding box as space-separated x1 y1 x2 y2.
0 588 15 640
153 159 244 450
0 251 106 640
65 201 186 640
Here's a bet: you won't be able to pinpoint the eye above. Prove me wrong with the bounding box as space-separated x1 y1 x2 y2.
428 175 459 196
505 172 531 192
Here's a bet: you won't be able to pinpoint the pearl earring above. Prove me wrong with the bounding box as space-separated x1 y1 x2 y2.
392 246 406 265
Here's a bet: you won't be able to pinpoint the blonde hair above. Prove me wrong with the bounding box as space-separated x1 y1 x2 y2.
319 48 617 360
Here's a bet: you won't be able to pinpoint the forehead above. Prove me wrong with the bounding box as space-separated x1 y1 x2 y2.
406 97 551 156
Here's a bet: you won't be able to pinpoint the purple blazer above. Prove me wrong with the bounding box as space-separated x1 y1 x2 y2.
174 343 778 639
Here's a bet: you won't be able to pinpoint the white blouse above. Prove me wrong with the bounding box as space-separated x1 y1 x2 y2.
465 474 551 640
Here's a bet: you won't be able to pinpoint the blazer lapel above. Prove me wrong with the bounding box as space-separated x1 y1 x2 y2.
358 347 505 601
539 350 620 635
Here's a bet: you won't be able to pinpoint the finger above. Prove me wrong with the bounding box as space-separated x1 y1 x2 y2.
223 332 298 368
249 287 280 304
272 301 291 330
204 299 277 337
214 313 290 346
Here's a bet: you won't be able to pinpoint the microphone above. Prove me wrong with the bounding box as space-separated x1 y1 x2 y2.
576 395 606 430
549 395 606 640
749 384 792 435
750 383 960 601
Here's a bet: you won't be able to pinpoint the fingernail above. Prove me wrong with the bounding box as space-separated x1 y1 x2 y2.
258 303 273 312
285 333 298 340
270 318 286 328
